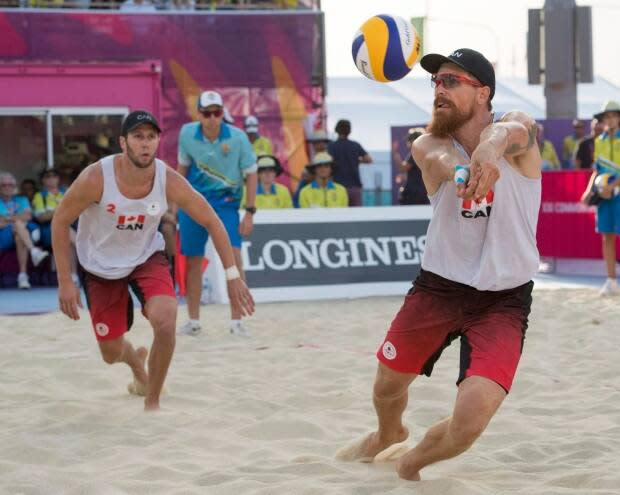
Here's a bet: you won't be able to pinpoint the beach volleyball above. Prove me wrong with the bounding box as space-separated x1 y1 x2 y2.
595 172 614 189
594 172 618 196
352 14 421 82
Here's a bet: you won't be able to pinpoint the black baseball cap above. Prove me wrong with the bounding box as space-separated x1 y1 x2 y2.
121 110 162 136
420 48 495 100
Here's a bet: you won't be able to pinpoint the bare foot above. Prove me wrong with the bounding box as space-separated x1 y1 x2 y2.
335 427 409 463
373 441 411 462
127 347 148 396
396 456 421 481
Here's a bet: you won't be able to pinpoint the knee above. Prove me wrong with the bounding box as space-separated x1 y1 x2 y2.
149 306 177 341
99 342 123 364
448 419 486 452
373 368 410 401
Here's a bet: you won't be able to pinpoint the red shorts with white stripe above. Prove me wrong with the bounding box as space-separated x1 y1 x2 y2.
376 269 533 393
80 251 175 341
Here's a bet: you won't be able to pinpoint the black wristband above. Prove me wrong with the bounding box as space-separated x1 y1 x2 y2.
245 206 257 215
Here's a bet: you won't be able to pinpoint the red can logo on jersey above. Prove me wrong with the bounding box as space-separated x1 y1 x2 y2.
461 190 494 219
116 214 145 230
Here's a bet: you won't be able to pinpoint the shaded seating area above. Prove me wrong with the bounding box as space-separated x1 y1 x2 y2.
0 250 56 288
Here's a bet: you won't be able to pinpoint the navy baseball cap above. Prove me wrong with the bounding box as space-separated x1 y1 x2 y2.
121 110 161 136
421 48 495 100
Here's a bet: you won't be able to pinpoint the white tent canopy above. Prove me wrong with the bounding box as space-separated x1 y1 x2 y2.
326 76 620 154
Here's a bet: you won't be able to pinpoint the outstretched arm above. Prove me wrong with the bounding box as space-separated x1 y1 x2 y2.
411 134 463 196
166 168 254 317
52 163 103 320
463 111 542 200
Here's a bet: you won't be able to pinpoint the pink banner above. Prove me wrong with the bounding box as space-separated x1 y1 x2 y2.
537 170 616 259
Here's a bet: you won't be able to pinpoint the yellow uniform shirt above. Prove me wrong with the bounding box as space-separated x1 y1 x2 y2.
540 140 560 170
252 136 273 157
594 131 620 168
241 182 293 209
562 135 579 162
299 180 349 208
32 189 65 217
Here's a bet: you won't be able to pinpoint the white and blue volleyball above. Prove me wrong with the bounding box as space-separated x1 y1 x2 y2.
352 14 421 82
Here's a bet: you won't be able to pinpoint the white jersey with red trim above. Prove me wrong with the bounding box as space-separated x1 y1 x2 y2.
421 142 541 291
76 155 167 280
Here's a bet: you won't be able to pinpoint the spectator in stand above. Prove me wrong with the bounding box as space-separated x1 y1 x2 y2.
32 168 79 285
574 117 604 170
581 101 620 296
20 178 38 206
120 0 157 11
0 172 49 289
167 0 195 9
299 152 348 208
27 0 64 6
244 115 273 157
306 129 330 161
327 119 372 206
242 155 292 209
537 123 560 170
398 127 429 205
299 129 328 205
562 119 586 169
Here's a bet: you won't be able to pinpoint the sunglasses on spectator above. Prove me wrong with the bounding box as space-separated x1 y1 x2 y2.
200 108 223 118
431 73 484 90
1 182 16 187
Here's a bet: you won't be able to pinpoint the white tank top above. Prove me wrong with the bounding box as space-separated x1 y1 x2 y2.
76 155 167 279
422 141 541 291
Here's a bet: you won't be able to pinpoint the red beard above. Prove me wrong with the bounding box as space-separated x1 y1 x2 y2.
427 98 475 137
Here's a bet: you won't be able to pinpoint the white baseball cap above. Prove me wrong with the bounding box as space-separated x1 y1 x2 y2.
198 91 223 110
244 115 259 133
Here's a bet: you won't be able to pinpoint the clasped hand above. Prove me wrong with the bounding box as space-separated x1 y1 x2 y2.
457 142 500 200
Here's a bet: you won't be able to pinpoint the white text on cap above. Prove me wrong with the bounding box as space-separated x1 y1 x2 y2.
199 91 223 109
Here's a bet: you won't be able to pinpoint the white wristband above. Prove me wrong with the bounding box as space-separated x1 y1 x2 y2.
225 265 241 281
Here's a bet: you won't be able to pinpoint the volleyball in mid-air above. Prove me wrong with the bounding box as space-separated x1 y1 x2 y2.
352 14 421 82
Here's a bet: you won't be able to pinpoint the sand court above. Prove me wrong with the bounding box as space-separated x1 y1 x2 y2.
1 288 620 494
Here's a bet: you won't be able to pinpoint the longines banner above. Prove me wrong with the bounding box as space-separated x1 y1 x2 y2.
243 221 428 287
226 206 432 302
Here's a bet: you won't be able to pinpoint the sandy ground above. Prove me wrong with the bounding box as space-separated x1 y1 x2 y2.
1 288 619 495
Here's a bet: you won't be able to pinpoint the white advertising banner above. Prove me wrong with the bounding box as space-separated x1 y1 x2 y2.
205 205 432 303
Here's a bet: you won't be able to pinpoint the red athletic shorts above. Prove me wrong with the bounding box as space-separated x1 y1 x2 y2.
377 269 533 393
80 251 175 341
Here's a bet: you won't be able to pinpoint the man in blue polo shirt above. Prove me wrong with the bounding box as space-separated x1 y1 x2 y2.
177 90 258 337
